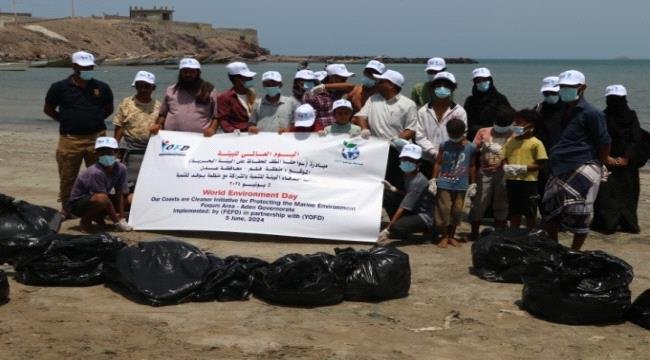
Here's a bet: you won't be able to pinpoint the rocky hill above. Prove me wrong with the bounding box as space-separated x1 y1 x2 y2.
0 18 269 64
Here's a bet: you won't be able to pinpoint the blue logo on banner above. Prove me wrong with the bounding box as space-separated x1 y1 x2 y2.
341 140 360 160
159 140 191 156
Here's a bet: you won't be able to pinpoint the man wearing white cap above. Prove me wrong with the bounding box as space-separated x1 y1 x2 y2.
304 63 355 130
355 69 418 189
248 71 300 133
152 58 219 136
379 143 434 243
217 61 257 133
113 70 160 194
283 104 318 133
464 67 512 140
292 69 316 103
411 57 447 107
65 136 132 233
592 84 646 234
44 50 114 209
415 71 467 171
542 70 614 250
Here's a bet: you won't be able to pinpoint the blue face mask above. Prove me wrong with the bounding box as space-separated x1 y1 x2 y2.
98 155 116 167
244 80 255 89
476 81 491 92
79 70 95 81
303 81 315 90
511 126 525 136
434 86 452 98
493 125 511 134
449 136 464 143
362 77 376 87
264 86 281 96
544 95 560 104
399 160 417 173
559 87 579 102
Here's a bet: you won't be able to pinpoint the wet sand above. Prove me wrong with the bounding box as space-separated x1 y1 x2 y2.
1 121 648 359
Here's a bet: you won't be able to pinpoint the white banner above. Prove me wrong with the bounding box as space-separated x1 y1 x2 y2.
129 130 389 243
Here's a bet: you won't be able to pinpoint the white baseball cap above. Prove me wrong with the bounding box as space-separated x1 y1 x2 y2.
179 58 201 70
399 143 422 160
472 67 491 79
425 57 446 72
373 69 405 88
294 104 316 127
326 64 355 78
605 84 627 97
71 51 96 67
332 99 353 111
294 69 315 80
131 71 156 86
262 71 282 83
433 71 456 84
540 76 560 93
558 70 586 86
365 60 386 74
313 71 327 82
226 61 256 77
95 136 118 150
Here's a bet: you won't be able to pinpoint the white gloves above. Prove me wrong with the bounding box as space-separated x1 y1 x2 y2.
428 178 438 195
318 129 329 137
466 183 477 198
503 164 527 176
378 229 391 243
115 219 133 232
391 137 409 149
382 180 398 192
601 165 610 183
360 129 371 139
310 84 326 93
233 129 241 136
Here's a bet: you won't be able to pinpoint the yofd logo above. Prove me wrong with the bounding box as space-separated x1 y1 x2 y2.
341 140 360 160
159 139 191 156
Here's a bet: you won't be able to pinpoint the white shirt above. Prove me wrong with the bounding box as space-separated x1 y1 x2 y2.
415 103 468 161
355 94 419 140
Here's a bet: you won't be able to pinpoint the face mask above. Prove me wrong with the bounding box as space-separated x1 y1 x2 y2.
302 81 315 90
511 126 526 136
79 70 95 81
493 125 511 134
606 96 626 109
244 80 255 89
427 74 436 82
449 136 464 143
98 155 116 167
434 86 452 98
362 77 376 87
264 86 281 96
476 81 491 93
399 161 417 173
559 87 579 102
543 95 559 104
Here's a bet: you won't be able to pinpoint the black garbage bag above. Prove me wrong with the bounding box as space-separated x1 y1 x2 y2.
0 194 63 264
253 252 344 307
522 250 633 325
193 255 268 302
332 246 410 301
470 228 568 283
627 289 650 330
104 238 212 306
14 233 126 286
0 270 8 303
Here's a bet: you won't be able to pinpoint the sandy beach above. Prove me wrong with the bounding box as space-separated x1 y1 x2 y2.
0 120 648 359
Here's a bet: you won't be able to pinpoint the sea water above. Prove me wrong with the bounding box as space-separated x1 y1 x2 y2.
1 59 649 128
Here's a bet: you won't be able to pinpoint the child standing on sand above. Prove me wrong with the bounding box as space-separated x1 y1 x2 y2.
502 109 548 229
429 119 477 247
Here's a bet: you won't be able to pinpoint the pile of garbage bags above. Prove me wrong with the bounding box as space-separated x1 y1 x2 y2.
627 290 650 330
470 228 644 326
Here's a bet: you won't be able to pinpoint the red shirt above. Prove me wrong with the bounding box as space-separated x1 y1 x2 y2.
217 89 251 133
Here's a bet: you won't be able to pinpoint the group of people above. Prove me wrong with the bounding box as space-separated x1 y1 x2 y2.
43 51 647 248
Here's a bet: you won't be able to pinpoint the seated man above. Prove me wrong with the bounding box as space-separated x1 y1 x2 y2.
65 137 132 233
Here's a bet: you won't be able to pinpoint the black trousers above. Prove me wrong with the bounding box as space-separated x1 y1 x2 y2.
382 190 430 238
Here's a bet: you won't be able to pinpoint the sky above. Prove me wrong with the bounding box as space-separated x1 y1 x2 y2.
4 0 650 59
